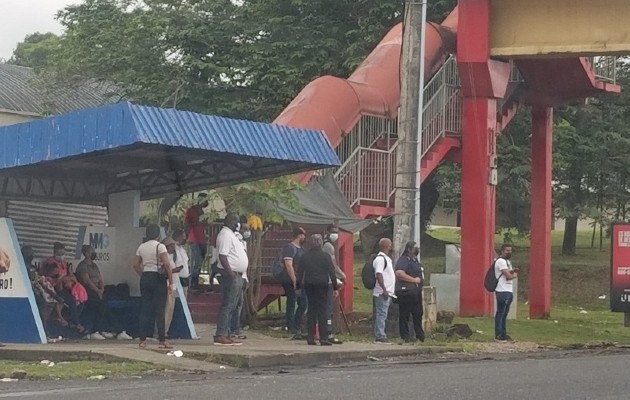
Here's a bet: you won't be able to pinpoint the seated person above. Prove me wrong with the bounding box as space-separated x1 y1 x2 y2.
75 245 132 340
35 262 68 334
40 242 87 331
42 261 87 335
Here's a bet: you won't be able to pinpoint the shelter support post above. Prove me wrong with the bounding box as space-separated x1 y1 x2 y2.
529 106 553 319
338 231 354 312
457 0 510 316
108 191 140 228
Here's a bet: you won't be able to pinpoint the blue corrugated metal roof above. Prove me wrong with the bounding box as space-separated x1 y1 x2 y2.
0 101 339 169
0 102 340 205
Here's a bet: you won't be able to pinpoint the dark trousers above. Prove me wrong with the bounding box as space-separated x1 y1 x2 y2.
495 291 513 339
305 285 329 342
83 293 106 333
326 285 334 336
139 272 167 342
282 282 308 333
398 292 424 341
59 289 82 326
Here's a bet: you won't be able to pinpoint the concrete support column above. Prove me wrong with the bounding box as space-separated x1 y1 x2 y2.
338 231 354 312
108 191 140 228
529 106 553 319
459 98 497 316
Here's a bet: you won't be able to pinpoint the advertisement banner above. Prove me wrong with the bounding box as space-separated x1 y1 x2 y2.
0 218 47 343
611 223 630 312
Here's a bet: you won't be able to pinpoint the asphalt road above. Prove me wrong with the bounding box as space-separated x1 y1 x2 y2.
2 353 630 400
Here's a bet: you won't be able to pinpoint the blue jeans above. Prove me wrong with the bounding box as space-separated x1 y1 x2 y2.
215 274 244 338
373 295 391 340
495 291 513 339
230 278 246 335
189 243 206 287
282 282 308 333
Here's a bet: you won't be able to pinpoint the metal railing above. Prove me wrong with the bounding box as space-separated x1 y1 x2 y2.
336 142 398 208
335 115 398 167
421 55 462 157
334 56 464 208
587 56 618 84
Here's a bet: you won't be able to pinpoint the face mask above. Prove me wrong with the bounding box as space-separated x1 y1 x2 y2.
413 248 419 256
90 253 97 261
233 222 240 232
55 255 65 262
242 231 251 239
329 233 338 243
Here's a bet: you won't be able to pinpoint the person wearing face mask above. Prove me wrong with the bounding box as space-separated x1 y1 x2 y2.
321 224 346 344
214 214 248 346
394 241 425 342
279 226 307 336
45 242 87 333
76 245 132 340
494 244 518 342
230 220 250 340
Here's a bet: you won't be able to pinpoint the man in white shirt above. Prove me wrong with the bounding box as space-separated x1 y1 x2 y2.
372 238 395 344
494 244 518 342
214 214 249 346
172 229 190 297
231 222 250 339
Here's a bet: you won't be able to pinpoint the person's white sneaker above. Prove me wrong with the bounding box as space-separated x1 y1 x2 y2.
117 331 133 340
100 331 115 339
90 332 106 340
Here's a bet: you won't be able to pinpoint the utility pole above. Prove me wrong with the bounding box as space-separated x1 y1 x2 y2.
393 0 427 258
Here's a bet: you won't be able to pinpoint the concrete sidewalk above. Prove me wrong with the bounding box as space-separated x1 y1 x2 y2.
0 325 460 371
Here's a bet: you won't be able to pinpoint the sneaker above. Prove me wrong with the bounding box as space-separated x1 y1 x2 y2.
374 338 392 344
504 335 514 342
117 331 133 340
330 337 343 345
319 340 333 346
100 332 115 339
214 336 242 346
89 332 106 340
494 336 508 342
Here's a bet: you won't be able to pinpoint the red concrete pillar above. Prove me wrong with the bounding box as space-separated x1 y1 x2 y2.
338 231 354 312
529 106 553 318
459 98 497 316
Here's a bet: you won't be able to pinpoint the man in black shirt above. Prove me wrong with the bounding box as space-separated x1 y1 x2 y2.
280 227 307 335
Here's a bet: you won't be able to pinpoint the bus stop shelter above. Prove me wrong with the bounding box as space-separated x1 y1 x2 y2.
0 101 340 343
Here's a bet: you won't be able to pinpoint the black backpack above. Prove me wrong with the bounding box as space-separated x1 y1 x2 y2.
483 259 500 292
361 254 386 289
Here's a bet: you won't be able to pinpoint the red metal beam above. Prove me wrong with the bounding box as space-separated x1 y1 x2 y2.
529 106 553 319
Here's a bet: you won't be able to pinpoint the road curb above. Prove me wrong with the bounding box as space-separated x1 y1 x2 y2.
187 346 462 369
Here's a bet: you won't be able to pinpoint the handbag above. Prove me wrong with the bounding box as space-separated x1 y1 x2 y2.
156 243 168 278
394 280 421 299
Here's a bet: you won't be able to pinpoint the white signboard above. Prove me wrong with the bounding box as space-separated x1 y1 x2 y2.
0 218 46 343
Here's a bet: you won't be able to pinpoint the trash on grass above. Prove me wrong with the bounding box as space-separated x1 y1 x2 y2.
580 310 588 314
87 375 106 380
598 295 607 300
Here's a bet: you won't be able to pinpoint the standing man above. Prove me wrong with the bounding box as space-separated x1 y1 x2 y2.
172 229 190 298
494 244 518 342
280 227 307 336
162 237 183 335
322 224 346 344
214 214 248 346
185 193 209 291
373 238 394 344
230 221 250 340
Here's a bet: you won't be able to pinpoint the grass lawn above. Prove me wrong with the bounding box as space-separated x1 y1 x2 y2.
0 360 157 380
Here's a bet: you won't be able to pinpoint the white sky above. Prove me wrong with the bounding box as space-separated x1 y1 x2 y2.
0 0 81 61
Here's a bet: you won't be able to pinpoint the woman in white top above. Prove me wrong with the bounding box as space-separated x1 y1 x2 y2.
132 224 173 349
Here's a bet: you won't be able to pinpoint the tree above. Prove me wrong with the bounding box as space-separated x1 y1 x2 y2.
8 32 60 69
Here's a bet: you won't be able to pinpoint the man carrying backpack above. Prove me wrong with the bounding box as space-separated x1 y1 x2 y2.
372 238 395 344
494 244 519 342
278 227 307 336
